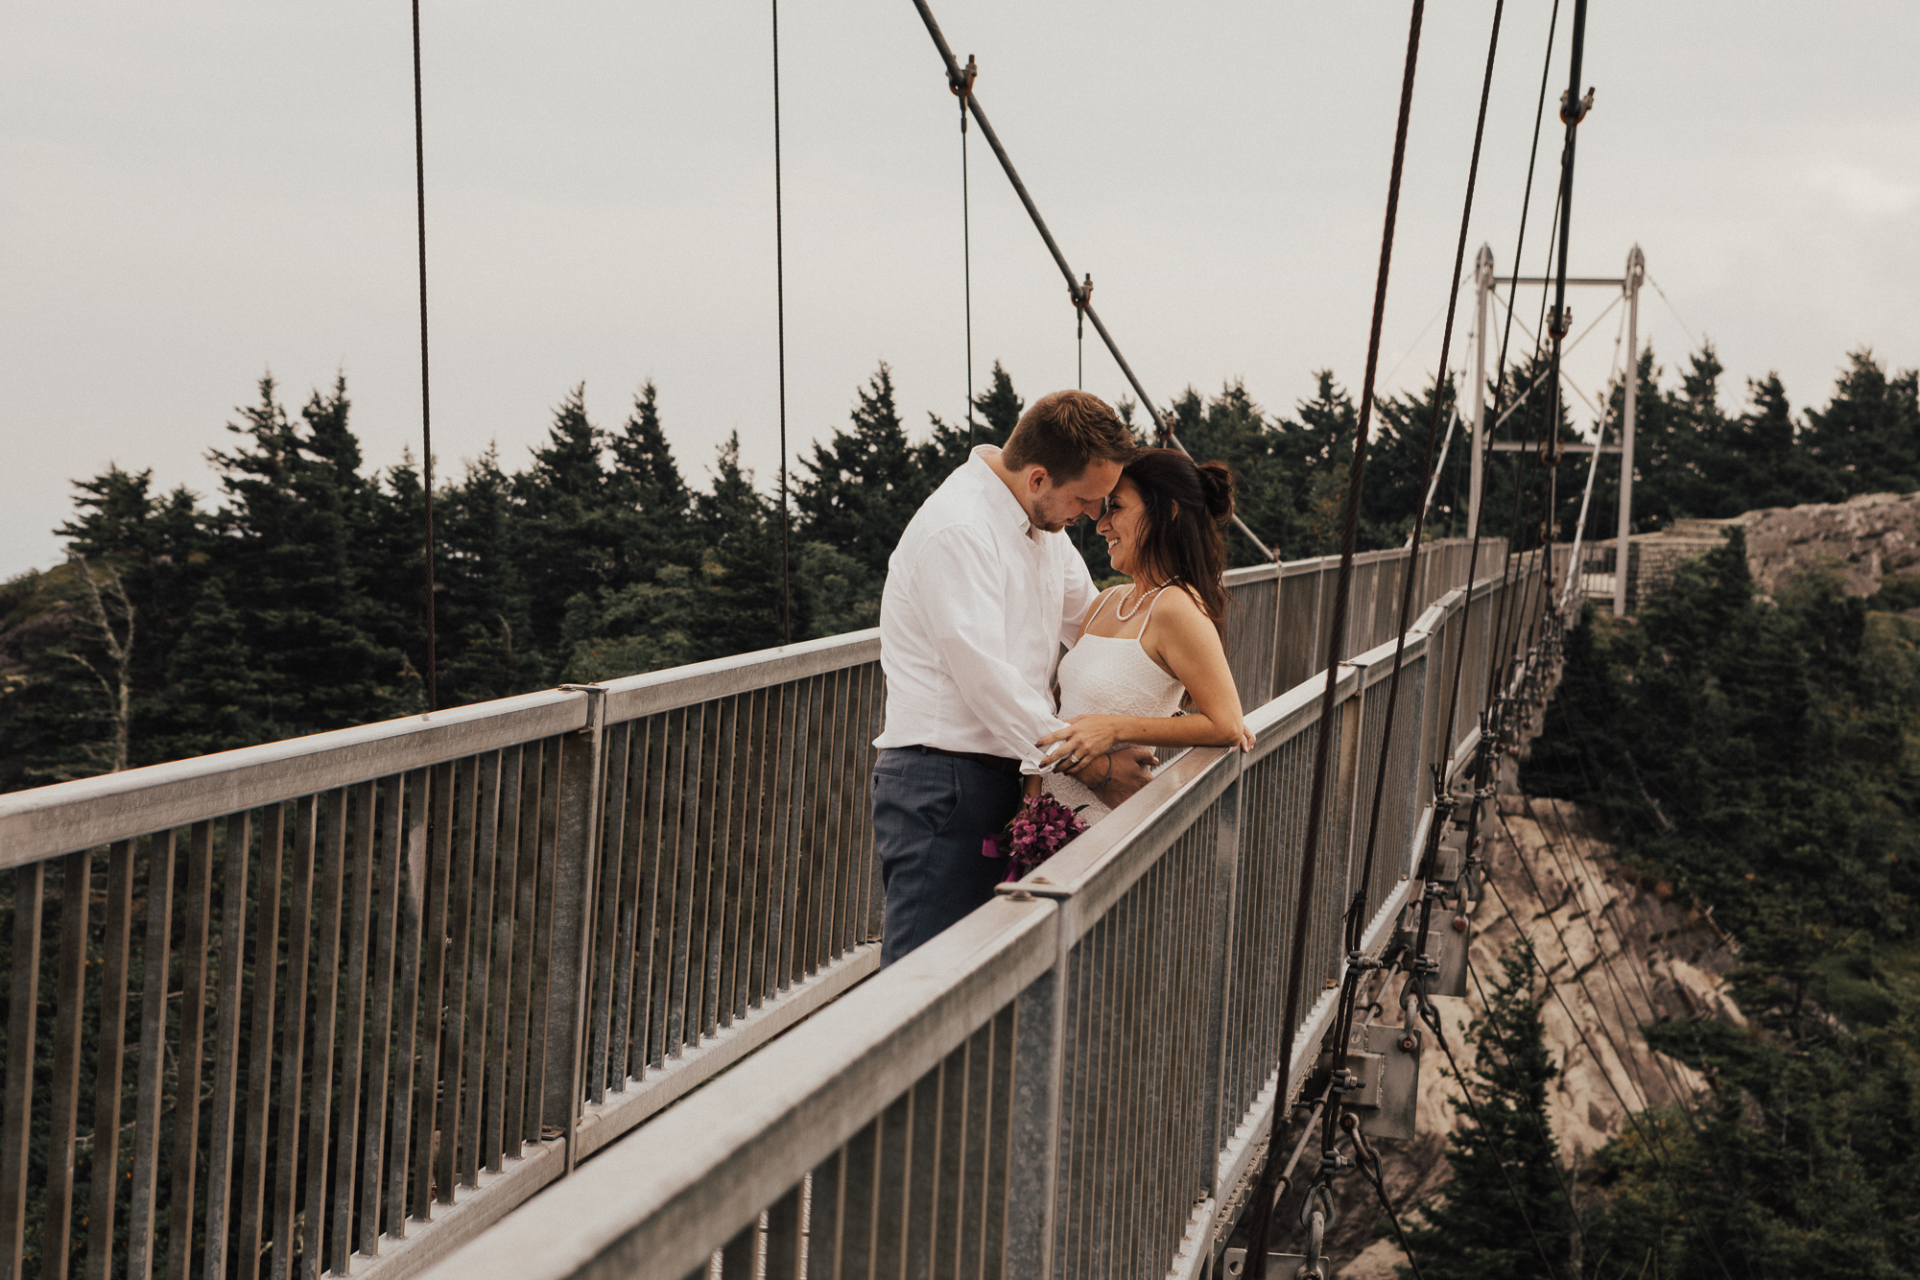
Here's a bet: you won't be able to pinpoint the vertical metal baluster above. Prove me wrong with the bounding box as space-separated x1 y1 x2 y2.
764 1182 805 1280
271 800 317 1279
734 688 769 1020
128 832 177 1280
689 701 723 1044
816 669 851 966
608 726 648 1089
718 695 751 1029
811 1149 847 1280
236 808 285 1280
484 749 525 1172
634 715 673 1075
718 1219 756 1277
876 1089 916 1274
0 861 45 1280
954 1031 986 1280
330 784 376 1271
685 703 719 1044
840 1115 882 1279
905 1064 943 1277
205 814 253 1280
166 822 214 1280
438 760 478 1203
302 795 347 1278
706 696 741 1037
816 671 849 972
522 744 562 1142
387 772 429 1237
766 686 801 996
43 850 91 1280
666 706 702 1059
462 752 503 1185
858 663 886 948
982 1003 1016 1280
503 747 543 1149
360 777 403 1250
1057 942 1092 1275
794 676 828 976
588 726 631 1100
86 841 135 1280
843 663 874 955
414 762 455 1213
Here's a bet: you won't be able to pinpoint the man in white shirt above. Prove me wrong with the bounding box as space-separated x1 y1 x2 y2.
873 390 1154 965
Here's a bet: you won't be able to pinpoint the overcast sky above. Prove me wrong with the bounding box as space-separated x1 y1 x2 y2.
4 1 1915 579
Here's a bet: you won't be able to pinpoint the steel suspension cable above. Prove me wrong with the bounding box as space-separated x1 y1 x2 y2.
1440 0 1560 752
410 0 438 711
1347 0 1507 956
906 0 1277 559
1480 181 1564 729
772 0 792 644
1242 5 1427 1273
955 54 978 448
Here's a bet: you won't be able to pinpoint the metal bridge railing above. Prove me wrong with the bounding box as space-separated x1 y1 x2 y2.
0 536 1501 1280
410 549 1550 1280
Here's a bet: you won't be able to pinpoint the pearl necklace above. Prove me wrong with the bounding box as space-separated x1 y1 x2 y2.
1114 581 1169 623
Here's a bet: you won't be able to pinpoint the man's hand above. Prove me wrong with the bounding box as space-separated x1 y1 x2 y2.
1069 745 1156 807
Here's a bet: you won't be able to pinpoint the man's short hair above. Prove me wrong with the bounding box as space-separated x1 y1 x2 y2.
1001 390 1137 482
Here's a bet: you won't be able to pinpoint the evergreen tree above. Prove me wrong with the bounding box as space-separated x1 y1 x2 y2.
690 432 792 657
919 360 1025 478
438 445 539 703
513 384 621 664
1402 942 1576 1280
794 363 931 582
1804 349 1920 496
607 379 697 574
205 374 415 737
151 577 273 758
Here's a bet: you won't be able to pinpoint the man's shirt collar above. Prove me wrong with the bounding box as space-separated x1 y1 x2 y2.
970 445 1035 539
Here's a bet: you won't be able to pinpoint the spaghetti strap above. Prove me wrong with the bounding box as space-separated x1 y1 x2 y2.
1084 586 1118 631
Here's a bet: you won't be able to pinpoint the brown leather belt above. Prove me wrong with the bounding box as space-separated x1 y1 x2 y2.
911 744 1023 777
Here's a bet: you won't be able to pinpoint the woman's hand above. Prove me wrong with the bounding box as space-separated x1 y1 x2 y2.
1037 715 1127 771
1238 725 1258 753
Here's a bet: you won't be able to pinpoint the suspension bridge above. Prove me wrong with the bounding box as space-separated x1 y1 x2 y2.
0 0 1731 1276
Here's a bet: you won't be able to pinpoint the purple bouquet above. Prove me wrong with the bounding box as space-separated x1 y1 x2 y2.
982 793 1088 882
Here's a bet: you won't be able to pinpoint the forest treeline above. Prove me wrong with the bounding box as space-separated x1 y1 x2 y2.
1 343 1914 790
1408 541 1920 1278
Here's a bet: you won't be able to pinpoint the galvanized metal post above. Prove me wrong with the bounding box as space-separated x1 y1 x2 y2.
1614 245 1644 618
1469 244 1493 539
1202 754 1245 1180
1002 954 1065 1275
550 685 609 1173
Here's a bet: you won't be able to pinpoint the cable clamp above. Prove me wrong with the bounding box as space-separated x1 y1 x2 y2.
1559 86 1596 126
949 54 978 130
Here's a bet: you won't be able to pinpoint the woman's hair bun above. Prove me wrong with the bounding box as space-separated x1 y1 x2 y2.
1197 460 1236 522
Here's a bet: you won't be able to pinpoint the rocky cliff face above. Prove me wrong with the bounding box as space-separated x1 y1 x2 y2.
1733 491 1920 598
1285 696 1746 1279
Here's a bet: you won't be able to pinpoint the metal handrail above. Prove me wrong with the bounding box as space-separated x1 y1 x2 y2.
0 536 1503 1280
413 553 1554 1280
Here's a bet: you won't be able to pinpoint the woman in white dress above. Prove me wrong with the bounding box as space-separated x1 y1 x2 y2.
1036 447 1255 821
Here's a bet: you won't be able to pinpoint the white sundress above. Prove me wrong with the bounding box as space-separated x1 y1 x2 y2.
1042 587 1186 823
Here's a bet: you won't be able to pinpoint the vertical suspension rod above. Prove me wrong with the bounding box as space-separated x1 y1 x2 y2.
772 0 792 645
411 0 438 712
907 0 1276 561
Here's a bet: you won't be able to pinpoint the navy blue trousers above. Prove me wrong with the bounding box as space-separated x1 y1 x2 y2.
872 748 1023 967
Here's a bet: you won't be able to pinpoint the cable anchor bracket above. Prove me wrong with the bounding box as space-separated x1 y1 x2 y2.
949 53 978 130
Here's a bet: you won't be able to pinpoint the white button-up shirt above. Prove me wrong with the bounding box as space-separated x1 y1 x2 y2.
874 446 1096 772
